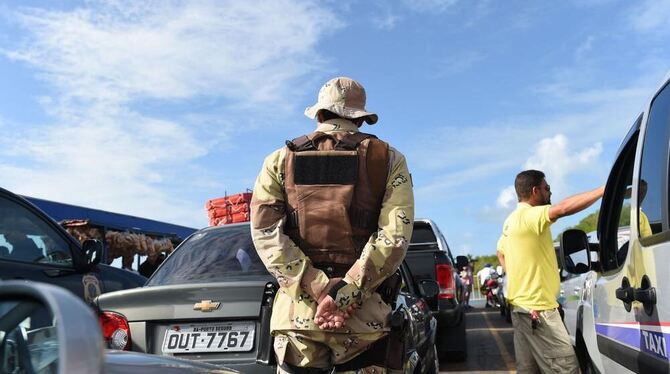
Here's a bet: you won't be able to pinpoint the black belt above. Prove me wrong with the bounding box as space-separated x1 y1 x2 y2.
313 263 350 278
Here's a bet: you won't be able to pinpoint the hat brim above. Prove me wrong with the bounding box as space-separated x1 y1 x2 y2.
305 104 378 125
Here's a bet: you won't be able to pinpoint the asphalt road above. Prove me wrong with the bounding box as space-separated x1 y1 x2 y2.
440 300 517 373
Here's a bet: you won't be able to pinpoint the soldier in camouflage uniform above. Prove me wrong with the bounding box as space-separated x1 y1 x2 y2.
250 77 414 373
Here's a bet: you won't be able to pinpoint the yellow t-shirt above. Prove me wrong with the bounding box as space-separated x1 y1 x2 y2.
639 209 652 238
498 202 559 310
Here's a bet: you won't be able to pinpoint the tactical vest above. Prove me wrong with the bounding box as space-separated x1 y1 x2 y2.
283 131 389 269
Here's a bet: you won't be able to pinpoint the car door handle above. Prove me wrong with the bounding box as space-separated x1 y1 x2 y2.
615 285 634 304
634 287 656 305
574 287 581 294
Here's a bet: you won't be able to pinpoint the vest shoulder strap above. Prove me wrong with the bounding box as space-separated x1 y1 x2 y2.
335 132 377 150
366 137 390 201
285 132 325 152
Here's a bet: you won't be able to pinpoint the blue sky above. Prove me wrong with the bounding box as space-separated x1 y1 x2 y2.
1 0 669 257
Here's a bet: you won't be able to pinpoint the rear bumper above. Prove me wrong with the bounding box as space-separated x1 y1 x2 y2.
433 301 466 353
214 362 274 373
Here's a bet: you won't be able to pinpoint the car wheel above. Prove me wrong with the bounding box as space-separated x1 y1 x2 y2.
577 336 596 374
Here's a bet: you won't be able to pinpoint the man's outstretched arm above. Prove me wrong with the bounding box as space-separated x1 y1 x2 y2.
548 186 605 222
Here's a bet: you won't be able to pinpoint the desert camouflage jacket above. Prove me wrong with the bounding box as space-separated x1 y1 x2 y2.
251 118 414 311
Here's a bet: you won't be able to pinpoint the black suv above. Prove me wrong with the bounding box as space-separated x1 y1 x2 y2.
404 219 467 361
0 187 146 303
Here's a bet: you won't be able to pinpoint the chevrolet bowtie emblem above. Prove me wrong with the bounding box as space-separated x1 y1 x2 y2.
193 300 220 312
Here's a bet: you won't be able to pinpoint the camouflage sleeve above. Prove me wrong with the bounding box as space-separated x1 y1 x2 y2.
334 147 415 309
250 149 331 303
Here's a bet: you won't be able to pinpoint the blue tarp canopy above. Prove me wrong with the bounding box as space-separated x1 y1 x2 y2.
24 196 197 240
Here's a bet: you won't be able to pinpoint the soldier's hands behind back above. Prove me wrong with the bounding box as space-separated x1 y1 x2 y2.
314 277 357 330
315 295 348 329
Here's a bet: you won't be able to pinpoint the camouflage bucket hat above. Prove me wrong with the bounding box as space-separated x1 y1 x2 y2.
304 77 378 125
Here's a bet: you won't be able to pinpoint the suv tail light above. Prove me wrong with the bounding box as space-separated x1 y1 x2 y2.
99 311 131 350
435 263 456 299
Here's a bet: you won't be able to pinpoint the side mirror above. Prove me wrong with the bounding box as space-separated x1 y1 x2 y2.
82 239 103 267
0 281 104 373
559 229 591 275
455 255 469 269
418 280 440 299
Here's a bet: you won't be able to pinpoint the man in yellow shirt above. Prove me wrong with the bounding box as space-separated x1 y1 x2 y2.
497 170 604 374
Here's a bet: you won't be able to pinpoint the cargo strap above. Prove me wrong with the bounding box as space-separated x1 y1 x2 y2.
286 131 377 152
285 207 377 232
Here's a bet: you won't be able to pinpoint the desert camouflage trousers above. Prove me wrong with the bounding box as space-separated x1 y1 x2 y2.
271 290 393 373
274 330 390 374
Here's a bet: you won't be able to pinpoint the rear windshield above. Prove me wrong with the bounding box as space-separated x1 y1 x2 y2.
147 225 268 286
410 222 437 243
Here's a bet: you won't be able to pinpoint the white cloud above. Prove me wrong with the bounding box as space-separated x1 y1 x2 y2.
575 35 596 61
373 13 401 30
5 1 337 106
523 134 602 197
0 0 339 226
415 159 517 201
496 186 516 209
629 0 670 33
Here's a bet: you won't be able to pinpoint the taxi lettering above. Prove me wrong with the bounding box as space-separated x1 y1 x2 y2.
641 330 668 359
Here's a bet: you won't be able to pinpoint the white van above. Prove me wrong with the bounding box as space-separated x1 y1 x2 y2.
559 76 670 374
559 228 629 373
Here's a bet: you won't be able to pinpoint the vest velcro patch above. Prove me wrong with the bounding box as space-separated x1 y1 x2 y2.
294 151 358 185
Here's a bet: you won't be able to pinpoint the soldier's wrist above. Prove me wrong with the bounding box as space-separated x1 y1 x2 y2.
327 280 348 300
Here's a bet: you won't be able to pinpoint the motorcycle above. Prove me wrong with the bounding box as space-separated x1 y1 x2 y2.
481 272 500 308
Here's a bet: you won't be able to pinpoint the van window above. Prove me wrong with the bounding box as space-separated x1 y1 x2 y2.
638 83 670 238
599 124 638 271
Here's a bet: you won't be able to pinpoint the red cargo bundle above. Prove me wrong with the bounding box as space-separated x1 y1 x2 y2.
206 193 253 210
206 192 252 226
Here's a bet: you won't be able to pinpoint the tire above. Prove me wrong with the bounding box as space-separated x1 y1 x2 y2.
577 335 596 374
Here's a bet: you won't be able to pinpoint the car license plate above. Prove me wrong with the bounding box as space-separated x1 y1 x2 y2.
162 322 255 353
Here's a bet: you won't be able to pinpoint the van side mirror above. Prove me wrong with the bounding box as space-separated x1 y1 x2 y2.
82 239 102 267
559 229 591 275
418 280 440 299
455 255 469 269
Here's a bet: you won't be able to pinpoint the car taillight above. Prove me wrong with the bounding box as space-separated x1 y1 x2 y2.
99 311 131 350
435 263 456 299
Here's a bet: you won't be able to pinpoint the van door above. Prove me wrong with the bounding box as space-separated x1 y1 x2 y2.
628 81 670 372
594 81 670 374
591 116 639 374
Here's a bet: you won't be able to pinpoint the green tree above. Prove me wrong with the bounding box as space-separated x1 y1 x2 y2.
471 254 500 276
555 205 630 241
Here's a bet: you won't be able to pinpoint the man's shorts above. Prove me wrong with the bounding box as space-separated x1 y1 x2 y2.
511 308 579 374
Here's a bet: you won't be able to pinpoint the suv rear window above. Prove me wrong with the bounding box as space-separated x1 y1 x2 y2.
409 222 439 251
147 225 269 286
411 222 437 243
